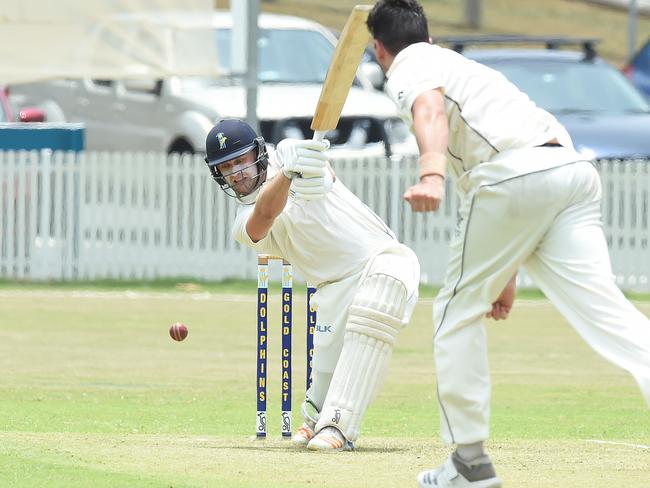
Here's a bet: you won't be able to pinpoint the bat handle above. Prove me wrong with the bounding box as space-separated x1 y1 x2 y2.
311 130 336 181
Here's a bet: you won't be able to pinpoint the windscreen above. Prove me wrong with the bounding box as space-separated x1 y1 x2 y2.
215 28 336 83
488 59 650 114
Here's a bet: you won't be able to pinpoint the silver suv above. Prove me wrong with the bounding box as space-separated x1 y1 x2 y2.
11 10 414 155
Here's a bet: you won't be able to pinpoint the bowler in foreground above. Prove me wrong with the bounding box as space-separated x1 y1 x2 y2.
367 1 650 486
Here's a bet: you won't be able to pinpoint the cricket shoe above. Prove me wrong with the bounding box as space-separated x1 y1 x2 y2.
291 422 315 446
417 452 501 488
307 426 354 452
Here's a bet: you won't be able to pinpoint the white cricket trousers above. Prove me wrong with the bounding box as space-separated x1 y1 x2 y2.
433 152 650 445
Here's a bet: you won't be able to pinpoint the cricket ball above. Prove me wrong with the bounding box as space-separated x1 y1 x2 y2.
169 322 188 341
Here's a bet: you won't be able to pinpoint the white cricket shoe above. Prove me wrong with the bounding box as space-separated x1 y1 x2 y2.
417 452 501 488
307 426 354 452
291 422 315 446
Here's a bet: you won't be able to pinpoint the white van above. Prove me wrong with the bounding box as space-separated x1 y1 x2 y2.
11 10 414 155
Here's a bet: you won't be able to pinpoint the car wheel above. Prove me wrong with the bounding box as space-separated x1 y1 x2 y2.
168 139 195 154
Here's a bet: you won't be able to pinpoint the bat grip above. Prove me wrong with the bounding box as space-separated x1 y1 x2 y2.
311 130 336 181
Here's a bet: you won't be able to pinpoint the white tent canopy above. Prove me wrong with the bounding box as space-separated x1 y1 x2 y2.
0 0 220 84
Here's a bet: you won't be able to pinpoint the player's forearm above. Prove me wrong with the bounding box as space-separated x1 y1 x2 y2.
413 113 447 155
412 89 448 179
246 174 292 242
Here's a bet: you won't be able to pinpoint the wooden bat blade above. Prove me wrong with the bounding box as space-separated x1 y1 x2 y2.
311 5 372 134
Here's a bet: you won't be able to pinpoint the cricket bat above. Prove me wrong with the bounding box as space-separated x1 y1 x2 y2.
311 5 373 142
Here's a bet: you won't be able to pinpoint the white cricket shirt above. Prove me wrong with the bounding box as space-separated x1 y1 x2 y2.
232 155 398 286
385 42 573 180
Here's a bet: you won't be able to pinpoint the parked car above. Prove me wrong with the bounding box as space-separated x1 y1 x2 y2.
10 11 414 155
623 37 650 98
432 36 650 160
0 85 44 123
360 45 385 90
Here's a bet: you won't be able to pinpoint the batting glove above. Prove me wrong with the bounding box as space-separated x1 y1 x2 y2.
275 138 330 179
291 168 334 200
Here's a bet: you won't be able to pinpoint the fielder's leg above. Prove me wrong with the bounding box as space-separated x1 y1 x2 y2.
524 162 650 406
432 176 558 446
422 161 593 487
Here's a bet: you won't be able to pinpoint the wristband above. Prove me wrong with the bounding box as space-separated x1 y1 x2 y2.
420 173 445 182
418 152 446 180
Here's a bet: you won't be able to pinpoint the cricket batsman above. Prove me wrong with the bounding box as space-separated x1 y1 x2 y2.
204 118 420 451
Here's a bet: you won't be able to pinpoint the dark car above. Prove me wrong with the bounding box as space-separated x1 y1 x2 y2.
434 36 650 160
623 37 650 98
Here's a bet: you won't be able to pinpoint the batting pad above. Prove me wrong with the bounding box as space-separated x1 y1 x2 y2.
301 398 321 427
315 273 407 441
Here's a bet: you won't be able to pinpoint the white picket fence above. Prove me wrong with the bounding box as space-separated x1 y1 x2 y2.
0 150 648 290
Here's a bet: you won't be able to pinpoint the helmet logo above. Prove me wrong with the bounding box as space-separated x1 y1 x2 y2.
217 132 228 149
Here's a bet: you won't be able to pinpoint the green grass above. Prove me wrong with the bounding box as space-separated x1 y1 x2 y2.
2 277 648 301
0 278 256 293
0 288 649 487
254 0 650 65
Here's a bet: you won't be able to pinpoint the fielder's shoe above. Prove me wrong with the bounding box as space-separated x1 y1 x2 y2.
307 426 354 452
417 452 501 488
291 422 315 446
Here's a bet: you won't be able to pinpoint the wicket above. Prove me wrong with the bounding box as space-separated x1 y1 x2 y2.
256 254 315 438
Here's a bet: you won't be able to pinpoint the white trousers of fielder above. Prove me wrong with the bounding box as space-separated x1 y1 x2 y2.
434 147 650 445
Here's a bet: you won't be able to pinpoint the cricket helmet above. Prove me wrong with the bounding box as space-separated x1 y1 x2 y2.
204 119 269 204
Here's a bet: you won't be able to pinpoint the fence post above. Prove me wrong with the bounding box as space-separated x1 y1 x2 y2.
35 149 54 280
389 154 403 238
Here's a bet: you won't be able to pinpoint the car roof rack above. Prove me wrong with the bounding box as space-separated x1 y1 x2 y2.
431 35 600 60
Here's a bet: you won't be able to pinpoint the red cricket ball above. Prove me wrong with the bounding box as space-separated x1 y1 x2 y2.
169 322 188 341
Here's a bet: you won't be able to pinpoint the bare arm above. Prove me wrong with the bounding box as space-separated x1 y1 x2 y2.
245 173 292 243
404 88 449 212
246 137 331 241
412 88 448 156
